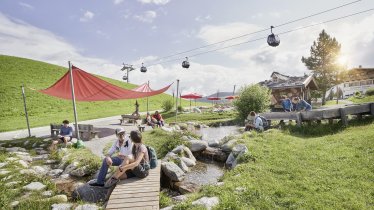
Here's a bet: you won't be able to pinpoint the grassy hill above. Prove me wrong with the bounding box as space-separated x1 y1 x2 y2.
0 55 206 132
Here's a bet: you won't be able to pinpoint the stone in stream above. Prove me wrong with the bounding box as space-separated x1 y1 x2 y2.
225 144 248 169
180 157 196 167
161 162 185 182
221 139 238 153
192 196 219 210
200 147 228 162
208 139 220 147
23 182 46 191
188 140 208 152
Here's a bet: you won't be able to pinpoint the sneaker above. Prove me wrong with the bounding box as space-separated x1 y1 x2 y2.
89 182 104 187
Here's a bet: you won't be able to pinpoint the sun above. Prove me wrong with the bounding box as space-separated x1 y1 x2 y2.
337 55 348 66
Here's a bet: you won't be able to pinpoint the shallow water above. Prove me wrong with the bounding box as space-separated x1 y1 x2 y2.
195 125 240 142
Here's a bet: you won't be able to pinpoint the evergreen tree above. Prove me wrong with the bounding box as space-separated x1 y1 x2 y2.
301 30 344 105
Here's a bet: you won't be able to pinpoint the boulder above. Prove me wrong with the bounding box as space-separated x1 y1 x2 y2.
32 166 48 175
180 157 196 167
70 166 90 177
221 139 238 153
161 162 185 182
72 183 109 203
208 140 220 148
23 182 46 191
177 159 189 173
192 196 219 210
51 203 73 210
182 146 196 162
50 194 68 202
178 123 188 130
225 144 248 169
47 169 64 177
74 204 99 210
188 140 208 152
53 179 75 195
63 162 79 175
18 160 29 168
200 147 228 162
172 145 196 162
173 181 200 194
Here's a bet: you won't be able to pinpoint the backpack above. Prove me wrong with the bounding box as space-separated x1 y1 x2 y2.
256 116 270 129
146 145 157 169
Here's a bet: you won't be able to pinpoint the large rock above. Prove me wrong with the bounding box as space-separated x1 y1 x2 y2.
200 147 228 162
225 144 248 169
18 160 29 168
63 162 79 175
173 181 200 194
171 145 196 162
74 204 99 210
221 139 238 153
192 196 219 210
208 140 220 148
51 203 73 210
53 179 75 195
32 166 48 175
161 162 185 182
48 169 64 177
23 182 46 191
180 157 196 167
70 166 89 177
188 140 208 152
72 183 109 203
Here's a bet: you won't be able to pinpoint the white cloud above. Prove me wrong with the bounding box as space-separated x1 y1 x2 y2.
137 0 170 5
19 2 34 10
79 11 94 22
134 11 157 23
96 30 110 39
113 0 124 5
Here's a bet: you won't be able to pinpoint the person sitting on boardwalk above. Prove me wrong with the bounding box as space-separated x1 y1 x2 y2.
107 130 149 186
50 120 73 150
245 111 265 132
152 111 164 127
89 128 133 187
145 112 155 128
281 95 293 112
293 97 312 111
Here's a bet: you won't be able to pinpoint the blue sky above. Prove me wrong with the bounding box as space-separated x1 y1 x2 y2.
0 0 373 95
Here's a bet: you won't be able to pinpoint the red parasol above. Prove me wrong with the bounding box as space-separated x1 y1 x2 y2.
207 97 221 100
225 95 239 100
181 93 203 111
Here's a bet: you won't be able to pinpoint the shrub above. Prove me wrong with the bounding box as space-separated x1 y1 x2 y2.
233 84 271 120
177 105 183 112
161 99 174 112
366 88 374 96
354 91 362 98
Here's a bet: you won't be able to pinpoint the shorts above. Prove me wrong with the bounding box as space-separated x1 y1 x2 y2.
58 136 72 143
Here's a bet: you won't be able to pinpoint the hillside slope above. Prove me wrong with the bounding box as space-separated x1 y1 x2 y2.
0 55 188 131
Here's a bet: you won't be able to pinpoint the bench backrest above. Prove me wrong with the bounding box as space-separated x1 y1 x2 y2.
77 124 94 131
121 114 140 120
50 124 61 130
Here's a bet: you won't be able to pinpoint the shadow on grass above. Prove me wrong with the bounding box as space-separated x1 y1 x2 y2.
283 116 374 138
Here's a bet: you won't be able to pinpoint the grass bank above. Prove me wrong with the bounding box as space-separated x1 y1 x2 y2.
0 55 208 132
171 118 374 209
348 95 374 103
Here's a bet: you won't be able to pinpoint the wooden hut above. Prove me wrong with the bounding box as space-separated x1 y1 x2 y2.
259 72 318 111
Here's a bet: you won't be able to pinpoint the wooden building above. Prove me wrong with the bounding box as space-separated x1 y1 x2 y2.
340 66 374 98
259 72 318 111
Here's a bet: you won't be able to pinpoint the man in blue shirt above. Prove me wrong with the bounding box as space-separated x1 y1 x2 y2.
50 120 73 150
281 95 293 112
293 97 312 111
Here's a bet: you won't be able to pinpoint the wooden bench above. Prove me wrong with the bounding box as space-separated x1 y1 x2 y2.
50 124 61 138
120 114 141 125
75 124 100 141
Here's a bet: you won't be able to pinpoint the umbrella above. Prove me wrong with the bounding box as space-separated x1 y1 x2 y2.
181 93 203 111
207 97 221 107
225 95 239 100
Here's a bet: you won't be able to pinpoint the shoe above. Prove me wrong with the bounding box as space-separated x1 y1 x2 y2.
105 177 119 188
89 182 104 187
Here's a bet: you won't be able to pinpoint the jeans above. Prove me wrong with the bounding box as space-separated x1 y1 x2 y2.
97 156 123 184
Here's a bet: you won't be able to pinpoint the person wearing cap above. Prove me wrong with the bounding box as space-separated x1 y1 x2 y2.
89 128 133 187
293 97 312 111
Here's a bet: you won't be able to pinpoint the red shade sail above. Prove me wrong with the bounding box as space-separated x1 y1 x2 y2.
181 93 203 99
207 97 221 101
40 66 172 101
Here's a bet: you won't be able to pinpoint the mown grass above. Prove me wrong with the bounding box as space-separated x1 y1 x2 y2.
324 99 350 106
348 95 374 103
171 118 374 209
0 55 208 132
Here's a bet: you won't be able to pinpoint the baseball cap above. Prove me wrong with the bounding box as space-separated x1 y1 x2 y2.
116 128 126 135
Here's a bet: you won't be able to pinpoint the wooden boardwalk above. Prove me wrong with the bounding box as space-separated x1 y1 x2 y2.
259 102 374 126
106 160 161 210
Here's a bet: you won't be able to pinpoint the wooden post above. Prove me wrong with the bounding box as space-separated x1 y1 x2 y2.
370 103 374 116
339 108 348 126
296 112 302 127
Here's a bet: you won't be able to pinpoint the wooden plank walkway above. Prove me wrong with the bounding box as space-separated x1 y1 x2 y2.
106 160 161 210
258 102 374 126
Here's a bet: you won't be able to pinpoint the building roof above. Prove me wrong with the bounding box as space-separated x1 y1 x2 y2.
259 71 318 90
343 67 374 82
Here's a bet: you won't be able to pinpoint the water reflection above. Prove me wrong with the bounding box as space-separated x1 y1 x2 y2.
183 160 224 186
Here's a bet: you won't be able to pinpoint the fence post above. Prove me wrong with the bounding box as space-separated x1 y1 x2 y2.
370 103 374 116
339 108 348 126
296 112 302 127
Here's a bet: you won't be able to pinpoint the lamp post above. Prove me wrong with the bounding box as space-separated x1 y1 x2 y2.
121 63 135 83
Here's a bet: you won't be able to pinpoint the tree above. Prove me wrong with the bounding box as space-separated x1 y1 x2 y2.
301 29 345 105
233 84 271 120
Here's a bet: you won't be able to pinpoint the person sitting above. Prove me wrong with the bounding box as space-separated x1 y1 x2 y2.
89 128 133 187
107 130 150 186
293 97 312 111
50 120 73 150
145 112 155 128
152 111 164 127
245 111 265 132
281 95 293 112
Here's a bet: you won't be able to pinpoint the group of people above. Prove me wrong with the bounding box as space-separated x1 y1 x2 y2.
281 95 312 112
90 128 150 187
145 111 164 128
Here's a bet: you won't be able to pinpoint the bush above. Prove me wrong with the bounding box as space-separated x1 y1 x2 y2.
177 105 183 112
366 88 374 96
354 91 362 98
161 99 174 112
233 84 271 120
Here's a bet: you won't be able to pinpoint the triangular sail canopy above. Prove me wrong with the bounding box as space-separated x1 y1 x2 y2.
181 93 203 99
40 66 172 101
132 83 154 92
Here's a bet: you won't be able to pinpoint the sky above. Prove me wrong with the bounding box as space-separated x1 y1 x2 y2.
0 0 373 96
